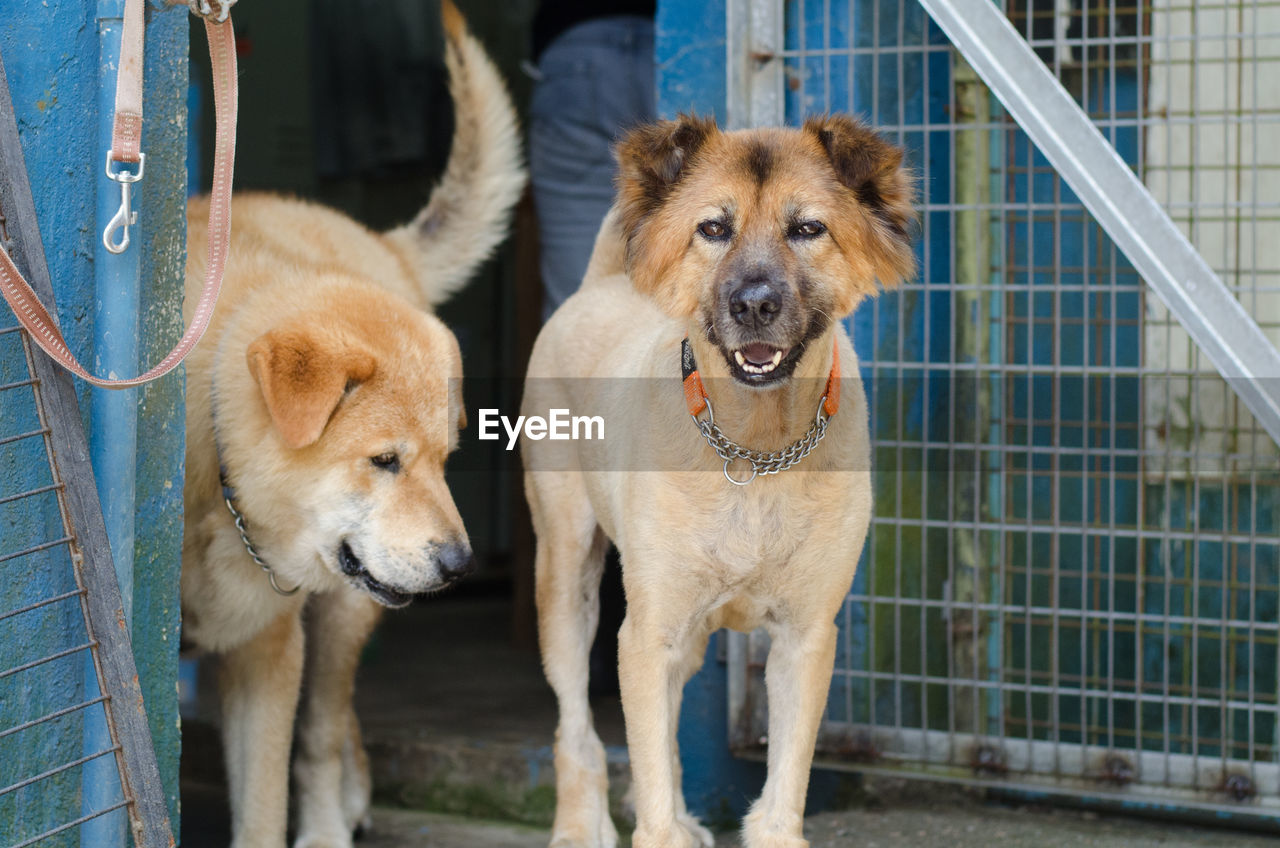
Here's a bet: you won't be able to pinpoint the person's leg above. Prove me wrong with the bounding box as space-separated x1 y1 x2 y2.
529 17 656 320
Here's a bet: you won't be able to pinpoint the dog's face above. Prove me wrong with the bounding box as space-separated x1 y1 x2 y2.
615 115 915 384
243 288 471 608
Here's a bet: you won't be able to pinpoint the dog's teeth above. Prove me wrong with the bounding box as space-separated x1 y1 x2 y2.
771 350 783 366
734 350 746 367
760 361 776 373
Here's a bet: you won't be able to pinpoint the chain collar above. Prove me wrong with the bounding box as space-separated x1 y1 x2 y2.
681 337 839 485
692 394 831 485
212 367 300 597
220 469 301 596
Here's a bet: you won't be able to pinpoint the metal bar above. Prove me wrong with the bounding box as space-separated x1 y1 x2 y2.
0 427 48 448
0 641 96 681
0 377 37 392
0 47 173 848
88 6 143 838
914 0 1280 447
824 670 1279 710
0 587 85 624
0 536 74 564
0 482 62 508
0 696 109 742
8 800 131 848
726 0 785 130
0 746 121 797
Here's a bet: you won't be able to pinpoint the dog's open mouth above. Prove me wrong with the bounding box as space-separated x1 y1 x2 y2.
726 342 802 384
338 541 414 609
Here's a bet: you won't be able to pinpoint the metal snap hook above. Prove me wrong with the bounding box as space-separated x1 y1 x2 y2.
103 151 145 255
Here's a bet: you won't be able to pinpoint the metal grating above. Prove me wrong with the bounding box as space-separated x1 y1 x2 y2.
727 0 1280 823
0 53 173 848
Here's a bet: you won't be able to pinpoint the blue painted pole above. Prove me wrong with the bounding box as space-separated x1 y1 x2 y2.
82 1 139 844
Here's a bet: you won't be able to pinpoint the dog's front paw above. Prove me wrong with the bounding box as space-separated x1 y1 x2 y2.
341 768 372 836
187 0 236 22
549 836 618 848
741 809 808 848
548 814 619 848
743 836 808 848
631 822 705 848
292 831 353 848
677 811 715 848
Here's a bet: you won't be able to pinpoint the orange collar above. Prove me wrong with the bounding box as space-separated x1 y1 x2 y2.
681 337 841 419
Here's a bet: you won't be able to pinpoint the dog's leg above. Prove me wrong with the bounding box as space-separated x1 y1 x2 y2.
531 472 615 848
740 621 839 848
293 589 382 848
220 609 306 848
619 603 712 848
340 707 374 838
670 632 715 848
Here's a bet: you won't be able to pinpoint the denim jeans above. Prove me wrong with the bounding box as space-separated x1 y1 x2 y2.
529 15 656 321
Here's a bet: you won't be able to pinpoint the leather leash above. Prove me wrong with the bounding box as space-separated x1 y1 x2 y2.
0 1 238 389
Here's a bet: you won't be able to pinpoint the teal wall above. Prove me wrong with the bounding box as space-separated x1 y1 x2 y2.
1 0 187 834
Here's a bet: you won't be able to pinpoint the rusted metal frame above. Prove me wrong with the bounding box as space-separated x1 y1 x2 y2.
0 48 174 848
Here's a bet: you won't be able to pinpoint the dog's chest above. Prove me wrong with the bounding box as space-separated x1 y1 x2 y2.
693 484 821 574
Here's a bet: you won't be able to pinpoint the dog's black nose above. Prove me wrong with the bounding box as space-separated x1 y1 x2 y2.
437 541 475 582
729 280 782 328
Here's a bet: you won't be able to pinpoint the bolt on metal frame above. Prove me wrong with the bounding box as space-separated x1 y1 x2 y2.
726 0 1280 824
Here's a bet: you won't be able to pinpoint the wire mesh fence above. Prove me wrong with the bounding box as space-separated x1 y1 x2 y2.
728 0 1280 821
0 319 130 848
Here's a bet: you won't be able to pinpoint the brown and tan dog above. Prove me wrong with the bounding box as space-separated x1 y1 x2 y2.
521 115 914 848
179 6 523 847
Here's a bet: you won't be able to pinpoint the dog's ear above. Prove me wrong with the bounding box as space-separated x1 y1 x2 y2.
247 328 376 450
804 114 916 290
614 114 718 312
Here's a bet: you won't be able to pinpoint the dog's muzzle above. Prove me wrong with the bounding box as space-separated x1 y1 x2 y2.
337 539 474 609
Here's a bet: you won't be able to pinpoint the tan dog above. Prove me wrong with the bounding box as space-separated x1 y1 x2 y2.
522 115 914 848
179 6 524 847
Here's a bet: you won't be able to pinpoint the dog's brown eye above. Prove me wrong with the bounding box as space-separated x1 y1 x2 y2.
370 452 401 473
697 220 729 240
790 220 826 239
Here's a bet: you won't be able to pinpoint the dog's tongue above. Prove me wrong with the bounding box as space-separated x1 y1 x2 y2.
741 342 777 366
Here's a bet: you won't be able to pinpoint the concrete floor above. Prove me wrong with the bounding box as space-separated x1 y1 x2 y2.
180 596 1276 847
184 798 1275 847
184 793 1277 848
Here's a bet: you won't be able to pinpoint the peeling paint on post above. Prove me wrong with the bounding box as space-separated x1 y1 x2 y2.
1 0 187 834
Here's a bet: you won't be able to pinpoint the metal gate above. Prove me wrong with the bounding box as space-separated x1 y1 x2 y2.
725 0 1280 824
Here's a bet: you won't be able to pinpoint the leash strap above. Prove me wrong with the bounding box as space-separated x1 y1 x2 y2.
681 337 842 418
109 0 145 166
0 9 238 389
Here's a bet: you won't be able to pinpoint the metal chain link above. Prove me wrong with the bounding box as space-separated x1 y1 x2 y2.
222 492 300 596
692 394 831 485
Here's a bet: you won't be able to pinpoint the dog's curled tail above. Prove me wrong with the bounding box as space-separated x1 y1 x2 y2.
386 0 526 306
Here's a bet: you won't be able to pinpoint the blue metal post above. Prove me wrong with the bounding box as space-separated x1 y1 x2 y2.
81 1 139 844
